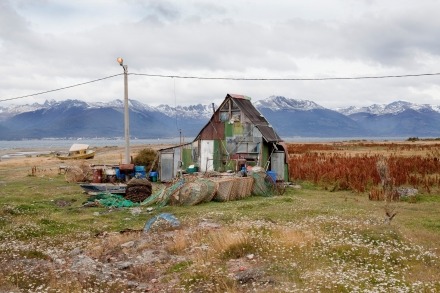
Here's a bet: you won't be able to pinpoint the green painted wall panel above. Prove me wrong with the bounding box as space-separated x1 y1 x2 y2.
181 148 194 169
225 122 233 137
213 140 220 170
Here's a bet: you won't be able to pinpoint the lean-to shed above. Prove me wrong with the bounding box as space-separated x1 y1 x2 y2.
158 94 289 182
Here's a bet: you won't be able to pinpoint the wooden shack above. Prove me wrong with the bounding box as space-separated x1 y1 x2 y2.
158 94 289 182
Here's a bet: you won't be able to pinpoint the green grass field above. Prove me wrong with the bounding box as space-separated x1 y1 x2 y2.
0 145 439 292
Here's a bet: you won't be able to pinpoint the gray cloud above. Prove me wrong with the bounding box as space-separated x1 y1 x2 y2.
1 0 440 108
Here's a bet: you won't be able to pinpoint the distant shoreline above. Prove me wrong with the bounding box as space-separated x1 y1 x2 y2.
2 137 439 162
0 138 183 151
0 138 182 160
1 136 438 152
0 136 426 146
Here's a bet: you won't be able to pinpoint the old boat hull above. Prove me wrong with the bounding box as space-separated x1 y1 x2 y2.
57 143 95 160
57 150 95 160
79 183 127 195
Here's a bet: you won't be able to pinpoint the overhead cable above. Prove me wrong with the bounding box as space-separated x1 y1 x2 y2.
1 71 440 103
0 74 122 102
131 72 440 80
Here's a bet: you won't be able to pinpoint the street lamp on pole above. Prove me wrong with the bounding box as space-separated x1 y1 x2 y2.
117 57 130 164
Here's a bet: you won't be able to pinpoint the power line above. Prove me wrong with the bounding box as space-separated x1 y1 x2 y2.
1 71 440 103
131 72 440 80
0 73 122 102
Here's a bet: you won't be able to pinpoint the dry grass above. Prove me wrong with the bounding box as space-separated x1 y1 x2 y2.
87 232 141 259
275 227 314 247
166 230 190 254
0 141 439 292
288 141 440 194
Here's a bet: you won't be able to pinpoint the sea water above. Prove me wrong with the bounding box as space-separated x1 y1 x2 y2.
0 138 183 151
0 136 412 151
0 137 185 160
0 136 413 160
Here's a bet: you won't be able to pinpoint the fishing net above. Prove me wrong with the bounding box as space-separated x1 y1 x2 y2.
251 171 276 197
210 176 254 201
141 174 258 207
141 178 185 207
125 178 152 203
198 178 218 202
213 177 235 202
241 177 254 198
170 178 218 206
232 177 254 200
84 193 139 208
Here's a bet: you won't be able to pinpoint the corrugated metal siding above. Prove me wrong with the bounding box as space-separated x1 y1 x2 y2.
271 152 285 180
195 111 224 140
173 147 181 177
200 140 214 171
160 153 174 181
262 143 269 169
231 96 282 143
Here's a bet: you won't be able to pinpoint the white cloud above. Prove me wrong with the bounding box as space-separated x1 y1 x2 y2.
1 0 440 108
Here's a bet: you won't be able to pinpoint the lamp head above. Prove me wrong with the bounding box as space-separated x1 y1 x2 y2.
117 57 124 66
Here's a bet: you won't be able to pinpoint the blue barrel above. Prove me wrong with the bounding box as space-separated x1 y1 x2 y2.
267 170 277 182
115 167 123 180
135 166 146 178
149 171 158 182
135 166 145 172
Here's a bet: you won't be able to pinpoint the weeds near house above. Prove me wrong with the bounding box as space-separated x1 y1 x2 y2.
133 148 157 170
288 142 440 193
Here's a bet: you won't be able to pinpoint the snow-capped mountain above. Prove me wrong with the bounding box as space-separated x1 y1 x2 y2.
336 100 440 137
156 103 214 119
0 99 211 119
254 95 325 111
254 96 364 137
0 102 47 121
0 99 209 139
1 96 440 139
336 100 440 115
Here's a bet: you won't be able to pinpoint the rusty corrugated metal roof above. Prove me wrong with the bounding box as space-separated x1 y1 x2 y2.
227 93 251 100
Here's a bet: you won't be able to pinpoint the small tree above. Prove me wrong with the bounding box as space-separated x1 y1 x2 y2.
376 157 398 224
133 148 158 171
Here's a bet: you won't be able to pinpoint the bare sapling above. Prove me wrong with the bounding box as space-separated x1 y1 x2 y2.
376 157 398 224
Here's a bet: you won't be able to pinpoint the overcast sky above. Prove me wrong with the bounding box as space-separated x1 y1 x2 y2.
1 0 440 109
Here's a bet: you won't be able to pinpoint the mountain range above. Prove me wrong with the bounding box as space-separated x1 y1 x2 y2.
1 96 439 140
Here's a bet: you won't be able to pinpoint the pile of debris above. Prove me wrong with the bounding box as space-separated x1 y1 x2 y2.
81 167 284 208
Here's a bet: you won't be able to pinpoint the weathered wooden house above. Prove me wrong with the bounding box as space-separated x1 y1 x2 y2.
158 94 289 182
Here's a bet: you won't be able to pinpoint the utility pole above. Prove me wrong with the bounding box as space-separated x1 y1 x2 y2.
117 57 130 164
